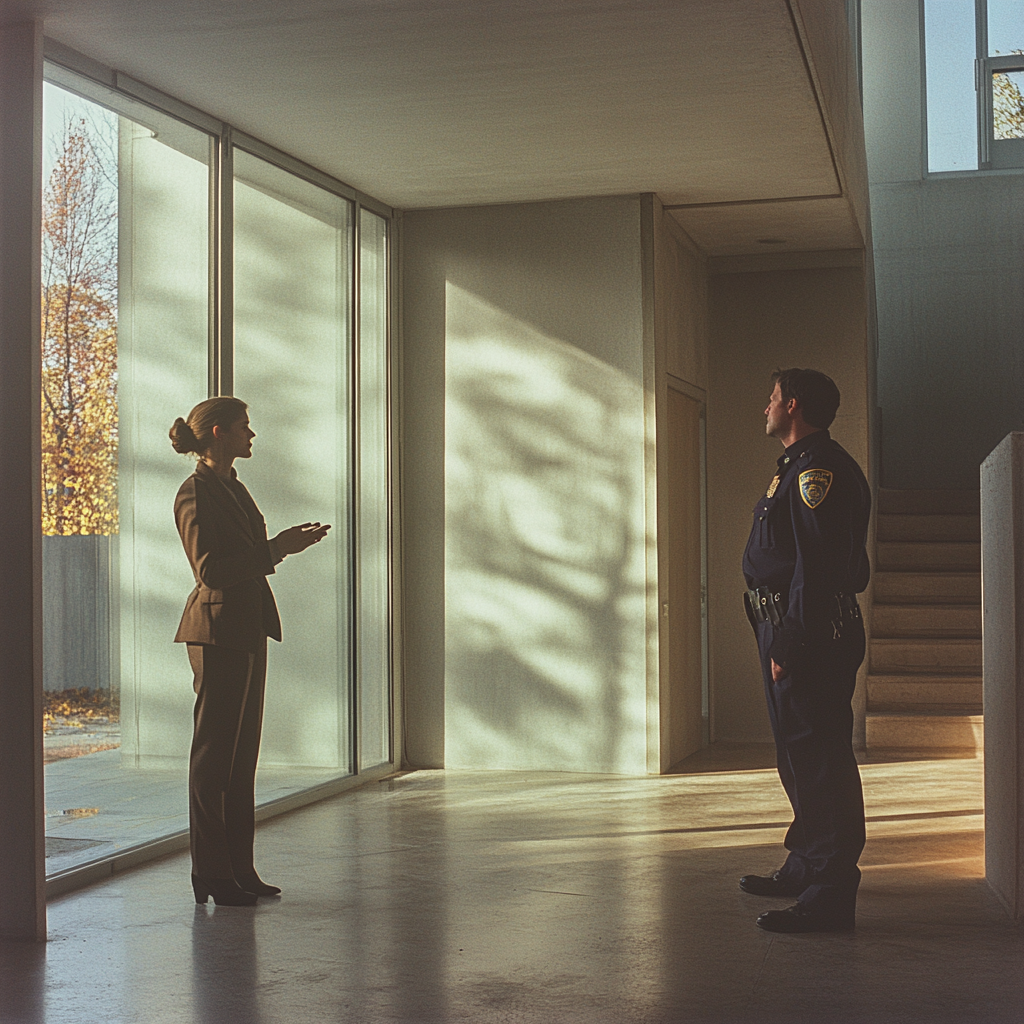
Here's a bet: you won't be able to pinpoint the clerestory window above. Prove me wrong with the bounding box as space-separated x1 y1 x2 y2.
924 0 1024 172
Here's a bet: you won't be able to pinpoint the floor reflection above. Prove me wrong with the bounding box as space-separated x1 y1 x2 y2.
29 752 1024 1024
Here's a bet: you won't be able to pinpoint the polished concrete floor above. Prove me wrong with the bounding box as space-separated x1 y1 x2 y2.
2 751 1020 1024
44 748 348 876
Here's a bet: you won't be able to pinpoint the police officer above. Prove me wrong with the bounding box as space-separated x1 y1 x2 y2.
739 368 871 933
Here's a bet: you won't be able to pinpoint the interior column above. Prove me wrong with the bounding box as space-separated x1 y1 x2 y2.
0 19 46 941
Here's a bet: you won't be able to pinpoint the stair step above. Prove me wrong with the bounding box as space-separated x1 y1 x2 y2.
877 489 979 516
876 513 979 543
866 675 982 707
868 701 983 714
870 638 982 674
873 571 980 605
866 711 983 753
876 542 980 573
871 604 980 639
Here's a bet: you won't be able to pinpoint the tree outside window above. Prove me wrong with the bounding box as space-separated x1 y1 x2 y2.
41 111 118 537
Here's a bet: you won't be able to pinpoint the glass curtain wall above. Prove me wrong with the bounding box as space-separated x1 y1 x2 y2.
232 150 353 772
42 80 212 875
117 113 213 769
41 68 393 879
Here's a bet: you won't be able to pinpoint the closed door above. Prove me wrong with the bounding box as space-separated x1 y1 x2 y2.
665 385 705 767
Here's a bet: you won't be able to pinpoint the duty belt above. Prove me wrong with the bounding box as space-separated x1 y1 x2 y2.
745 587 786 626
744 588 861 638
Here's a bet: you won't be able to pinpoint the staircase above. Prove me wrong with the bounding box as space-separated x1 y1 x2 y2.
866 489 983 757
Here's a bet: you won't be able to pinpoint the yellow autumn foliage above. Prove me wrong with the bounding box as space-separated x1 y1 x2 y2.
41 117 118 536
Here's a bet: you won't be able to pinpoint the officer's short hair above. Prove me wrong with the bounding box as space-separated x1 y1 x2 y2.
772 368 840 429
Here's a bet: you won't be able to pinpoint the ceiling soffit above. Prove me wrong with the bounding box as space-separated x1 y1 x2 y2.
667 195 864 258
25 0 843 215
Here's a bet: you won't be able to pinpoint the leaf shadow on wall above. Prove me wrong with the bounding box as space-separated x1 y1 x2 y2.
444 284 648 774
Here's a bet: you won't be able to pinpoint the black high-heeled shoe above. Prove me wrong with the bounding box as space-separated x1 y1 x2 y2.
235 871 281 897
191 874 259 906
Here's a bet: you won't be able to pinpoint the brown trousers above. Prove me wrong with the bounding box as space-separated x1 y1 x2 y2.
187 637 267 880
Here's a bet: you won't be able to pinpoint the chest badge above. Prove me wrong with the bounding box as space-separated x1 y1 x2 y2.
765 473 781 499
799 469 833 508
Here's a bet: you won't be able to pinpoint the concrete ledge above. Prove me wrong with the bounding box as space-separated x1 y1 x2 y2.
981 432 1024 920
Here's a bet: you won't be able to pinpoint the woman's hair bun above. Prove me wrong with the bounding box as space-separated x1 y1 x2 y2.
169 416 200 454
169 396 247 457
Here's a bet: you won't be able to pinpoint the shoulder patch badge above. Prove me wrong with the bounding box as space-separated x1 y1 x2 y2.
799 469 833 509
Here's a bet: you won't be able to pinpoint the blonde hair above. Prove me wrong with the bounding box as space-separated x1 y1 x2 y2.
169 396 248 456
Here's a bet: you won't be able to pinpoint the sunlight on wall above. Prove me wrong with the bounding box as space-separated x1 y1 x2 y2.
444 284 647 774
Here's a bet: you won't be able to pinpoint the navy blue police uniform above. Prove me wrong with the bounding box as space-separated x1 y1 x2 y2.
742 428 871 915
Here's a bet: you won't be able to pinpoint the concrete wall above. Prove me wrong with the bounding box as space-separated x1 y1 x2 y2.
707 259 869 742
401 195 651 773
42 535 117 694
862 0 1024 489
792 0 871 241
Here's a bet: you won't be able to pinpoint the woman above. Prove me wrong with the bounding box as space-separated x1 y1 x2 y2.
169 396 330 906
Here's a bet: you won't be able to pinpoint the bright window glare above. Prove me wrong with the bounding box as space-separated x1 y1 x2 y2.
988 0 1024 54
924 0 979 171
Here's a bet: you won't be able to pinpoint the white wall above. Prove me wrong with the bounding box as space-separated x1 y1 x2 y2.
402 201 870 759
707 261 869 742
862 0 1024 489
402 196 651 773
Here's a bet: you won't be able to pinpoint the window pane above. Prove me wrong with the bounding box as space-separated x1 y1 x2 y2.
233 149 353 773
993 70 1024 137
42 81 210 875
924 0 979 171
358 210 390 769
41 86 120 772
988 0 1024 55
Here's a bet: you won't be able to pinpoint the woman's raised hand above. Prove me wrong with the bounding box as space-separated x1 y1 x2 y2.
273 522 331 556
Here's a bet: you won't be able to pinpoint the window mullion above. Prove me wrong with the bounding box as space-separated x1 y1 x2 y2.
211 126 233 396
977 0 991 167
351 204 362 774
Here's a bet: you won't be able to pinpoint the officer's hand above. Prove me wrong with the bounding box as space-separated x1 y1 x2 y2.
771 658 787 683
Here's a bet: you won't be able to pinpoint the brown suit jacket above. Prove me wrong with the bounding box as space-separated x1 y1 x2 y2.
173 461 283 652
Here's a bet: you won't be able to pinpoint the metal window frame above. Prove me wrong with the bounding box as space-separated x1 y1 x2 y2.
351 203 363 774
979 53 1024 169
919 0 1024 175
352 207 395 772
40 41 397 789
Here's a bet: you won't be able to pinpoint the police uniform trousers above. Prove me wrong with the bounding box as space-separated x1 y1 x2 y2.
187 635 267 881
755 618 866 908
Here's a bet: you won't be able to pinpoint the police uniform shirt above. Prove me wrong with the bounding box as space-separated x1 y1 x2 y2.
743 429 870 670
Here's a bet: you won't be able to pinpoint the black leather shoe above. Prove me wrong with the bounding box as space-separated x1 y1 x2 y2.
236 872 281 897
191 875 259 907
739 871 806 898
756 902 855 933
